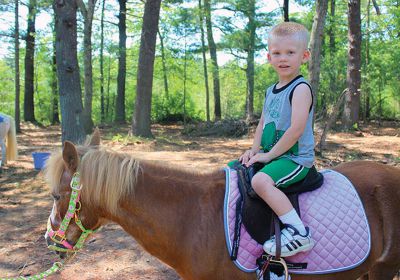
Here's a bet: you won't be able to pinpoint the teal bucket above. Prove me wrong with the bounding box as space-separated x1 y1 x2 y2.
32 152 51 170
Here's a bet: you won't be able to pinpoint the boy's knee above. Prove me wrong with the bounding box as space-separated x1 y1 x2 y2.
251 172 274 193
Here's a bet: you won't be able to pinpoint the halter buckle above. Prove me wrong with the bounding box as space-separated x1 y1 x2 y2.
51 232 66 243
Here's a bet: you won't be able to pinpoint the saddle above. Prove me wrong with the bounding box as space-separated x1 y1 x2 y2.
231 161 323 250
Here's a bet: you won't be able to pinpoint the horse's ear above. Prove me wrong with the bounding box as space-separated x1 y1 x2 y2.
88 127 101 146
63 141 79 172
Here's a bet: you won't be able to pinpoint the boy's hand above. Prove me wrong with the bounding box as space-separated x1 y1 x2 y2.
245 153 272 167
239 149 256 165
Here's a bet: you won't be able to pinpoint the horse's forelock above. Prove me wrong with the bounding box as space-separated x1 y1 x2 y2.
79 148 140 214
44 150 65 193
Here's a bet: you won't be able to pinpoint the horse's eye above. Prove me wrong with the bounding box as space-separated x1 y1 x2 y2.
51 193 61 201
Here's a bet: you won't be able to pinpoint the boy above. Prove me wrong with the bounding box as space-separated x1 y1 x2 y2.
239 22 315 257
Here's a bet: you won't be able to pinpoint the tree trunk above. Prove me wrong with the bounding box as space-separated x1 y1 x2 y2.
78 0 96 133
364 0 371 121
53 0 85 144
183 39 187 126
14 0 21 132
245 0 256 122
198 0 210 123
100 0 105 123
204 0 221 120
283 0 289 21
24 0 37 123
132 0 162 138
158 29 169 108
371 0 381 14
327 0 336 111
343 0 361 129
106 56 112 120
51 25 60 125
115 0 127 124
308 0 328 114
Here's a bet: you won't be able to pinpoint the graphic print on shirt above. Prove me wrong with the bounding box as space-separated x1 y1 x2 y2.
268 97 281 119
261 122 299 156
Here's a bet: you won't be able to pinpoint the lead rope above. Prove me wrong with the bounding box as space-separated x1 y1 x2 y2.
1 173 92 280
0 261 63 280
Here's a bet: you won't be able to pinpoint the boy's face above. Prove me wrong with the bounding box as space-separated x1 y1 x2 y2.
267 35 310 82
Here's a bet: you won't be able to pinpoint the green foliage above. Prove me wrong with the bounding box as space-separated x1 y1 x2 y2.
0 59 15 114
0 0 399 125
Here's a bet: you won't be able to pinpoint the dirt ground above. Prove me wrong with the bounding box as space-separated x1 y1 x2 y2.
0 121 399 279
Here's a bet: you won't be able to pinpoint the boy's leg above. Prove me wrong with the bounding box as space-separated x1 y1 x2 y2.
251 158 314 257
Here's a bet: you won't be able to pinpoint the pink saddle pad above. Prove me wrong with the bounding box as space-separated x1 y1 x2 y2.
223 168 371 274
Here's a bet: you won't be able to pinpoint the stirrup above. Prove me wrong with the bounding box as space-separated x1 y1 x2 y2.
257 255 290 280
270 257 289 280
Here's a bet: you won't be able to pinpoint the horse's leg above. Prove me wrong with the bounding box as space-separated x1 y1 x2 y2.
367 265 399 280
357 273 368 280
0 140 6 165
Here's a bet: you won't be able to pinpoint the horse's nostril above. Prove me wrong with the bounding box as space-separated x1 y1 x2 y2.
45 235 52 246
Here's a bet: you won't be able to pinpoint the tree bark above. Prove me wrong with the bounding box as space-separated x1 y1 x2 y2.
51 24 60 125
204 0 221 120
132 0 162 138
371 0 381 14
327 0 336 112
308 0 328 114
245 0 256 122
343 0 361 129
14 0 21 132
106 56 112 120
158 29 169 108
318 89 346 153
183 38 187 126
115 0 127 124
53 0 85 144
364 0 371 121
77 0 96 133
24 0 37 122
283 0 289 21
100 0 105 123
198 0 210 123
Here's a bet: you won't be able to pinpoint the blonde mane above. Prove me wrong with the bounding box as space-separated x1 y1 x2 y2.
45 146 140 215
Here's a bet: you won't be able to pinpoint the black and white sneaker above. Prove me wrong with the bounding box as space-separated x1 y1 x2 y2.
263 224 315 257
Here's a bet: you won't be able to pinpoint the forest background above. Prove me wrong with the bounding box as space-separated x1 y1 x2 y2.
0 0 399 143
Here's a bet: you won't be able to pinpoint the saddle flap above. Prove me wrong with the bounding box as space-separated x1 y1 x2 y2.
236 164 323 244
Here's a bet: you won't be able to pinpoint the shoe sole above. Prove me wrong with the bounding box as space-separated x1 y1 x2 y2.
265 239 315 257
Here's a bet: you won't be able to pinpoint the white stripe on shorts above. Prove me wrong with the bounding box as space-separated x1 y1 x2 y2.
275 165 305 187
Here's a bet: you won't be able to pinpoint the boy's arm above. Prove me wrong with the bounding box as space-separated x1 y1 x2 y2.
239 113 264 164
246 84 312 166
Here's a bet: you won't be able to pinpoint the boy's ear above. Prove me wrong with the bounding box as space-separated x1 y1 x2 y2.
267 52 272 62
302 49 311 63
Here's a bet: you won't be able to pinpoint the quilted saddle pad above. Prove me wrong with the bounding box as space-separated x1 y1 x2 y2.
223 168 371 274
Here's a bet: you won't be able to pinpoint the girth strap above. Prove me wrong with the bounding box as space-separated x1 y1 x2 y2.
230 167 246 260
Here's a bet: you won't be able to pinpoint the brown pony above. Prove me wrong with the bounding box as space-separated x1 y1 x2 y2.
44 131 400 280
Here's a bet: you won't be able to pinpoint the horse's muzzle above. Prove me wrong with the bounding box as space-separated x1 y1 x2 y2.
45 233 68 259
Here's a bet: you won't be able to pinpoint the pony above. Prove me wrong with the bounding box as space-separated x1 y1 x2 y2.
44 130 400 280
0 112 18 166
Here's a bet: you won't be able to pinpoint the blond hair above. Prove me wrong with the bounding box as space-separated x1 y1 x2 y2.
268 22 309 49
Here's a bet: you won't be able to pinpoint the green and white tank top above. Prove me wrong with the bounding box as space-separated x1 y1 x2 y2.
262 75 315 168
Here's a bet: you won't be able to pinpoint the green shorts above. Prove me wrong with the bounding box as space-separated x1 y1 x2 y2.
228 157 309 189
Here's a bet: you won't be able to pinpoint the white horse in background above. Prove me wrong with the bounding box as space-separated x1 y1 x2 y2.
0 113 18 166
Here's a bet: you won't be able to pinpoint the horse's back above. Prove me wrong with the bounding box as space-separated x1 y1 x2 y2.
333 160 400 193
333 161 400 273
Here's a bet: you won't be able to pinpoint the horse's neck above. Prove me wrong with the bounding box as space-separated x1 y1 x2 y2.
110 162 225 273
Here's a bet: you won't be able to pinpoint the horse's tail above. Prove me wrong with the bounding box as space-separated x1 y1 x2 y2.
6 115 18 161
